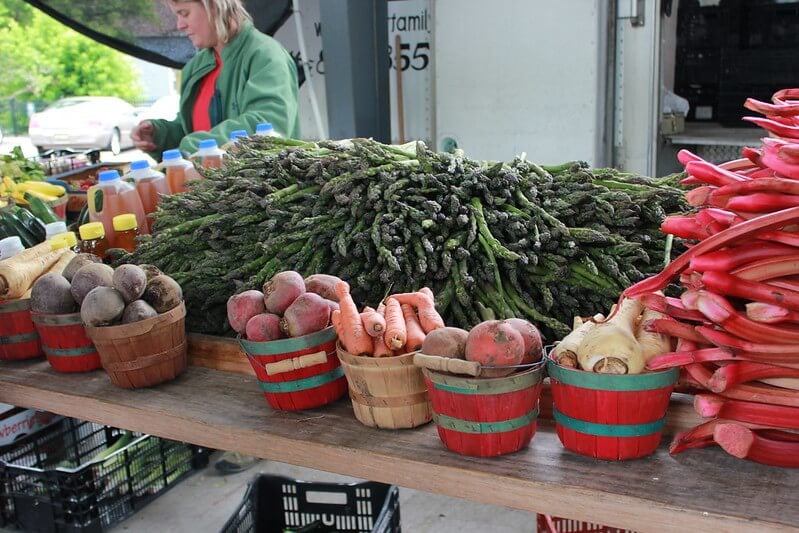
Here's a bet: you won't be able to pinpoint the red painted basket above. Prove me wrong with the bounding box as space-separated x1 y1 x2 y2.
0 298 43 361
546 357 679 461
31 311 101 373
422 361 545 457
239 326 348 411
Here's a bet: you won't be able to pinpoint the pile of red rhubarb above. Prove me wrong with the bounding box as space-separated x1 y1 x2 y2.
624 88 799 468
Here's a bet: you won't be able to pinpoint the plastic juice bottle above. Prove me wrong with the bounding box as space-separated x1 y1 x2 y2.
191 139 225 169
78 222 110 260
87 169 149 247
255 122 281 137
126 159 170 219
44 221 68 240
0 236 24 260
223 130 248 153
53 231 79 252
162 149 199 194
112 214 140 253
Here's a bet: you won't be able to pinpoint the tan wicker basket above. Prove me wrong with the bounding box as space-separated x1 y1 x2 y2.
336 342 431 429
85 302 187 389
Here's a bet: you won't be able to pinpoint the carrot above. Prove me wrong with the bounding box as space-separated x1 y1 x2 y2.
331 309 342 337
401 303 426 352
334 281 372 356
383 297 406 350
0 243 68 299
389 290 445 333
360 305 386 337
372 332 393 357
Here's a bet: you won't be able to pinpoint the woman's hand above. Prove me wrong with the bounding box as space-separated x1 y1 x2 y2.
132 120 157 152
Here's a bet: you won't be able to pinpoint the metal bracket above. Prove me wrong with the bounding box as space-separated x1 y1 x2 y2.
618 0 645 27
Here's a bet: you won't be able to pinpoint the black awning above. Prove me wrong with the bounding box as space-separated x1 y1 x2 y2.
23 0 293 68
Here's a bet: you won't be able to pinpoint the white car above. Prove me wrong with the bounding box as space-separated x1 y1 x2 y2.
136 94 180 122
28 96 139 155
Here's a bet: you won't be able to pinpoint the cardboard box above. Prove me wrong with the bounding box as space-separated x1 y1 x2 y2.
0 403 62 446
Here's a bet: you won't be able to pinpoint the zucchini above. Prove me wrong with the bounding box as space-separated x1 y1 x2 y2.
77 203 90 227
13 207 47 242
0 212 39 248
24 191 60 225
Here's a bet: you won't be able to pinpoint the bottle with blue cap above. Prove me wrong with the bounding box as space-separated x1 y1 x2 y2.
161 148 200 194
255 122 281 137
223 129 249 153
124 159 170 218
87 169 148 246
191 138 225 169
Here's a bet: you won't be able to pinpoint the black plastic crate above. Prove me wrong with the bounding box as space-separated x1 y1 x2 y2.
221 474 401 533
0 417 208 533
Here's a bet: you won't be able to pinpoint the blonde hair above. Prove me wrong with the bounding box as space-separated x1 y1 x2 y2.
172 0 252 44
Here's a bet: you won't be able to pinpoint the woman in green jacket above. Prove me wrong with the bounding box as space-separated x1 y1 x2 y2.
132 0 300 156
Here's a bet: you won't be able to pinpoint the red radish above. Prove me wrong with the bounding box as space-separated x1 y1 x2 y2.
245 313 284 342
281 292 331 337
304 273 342 302
263 270 305 315
226 290 266 333
464 320 525 378
503 318 543 364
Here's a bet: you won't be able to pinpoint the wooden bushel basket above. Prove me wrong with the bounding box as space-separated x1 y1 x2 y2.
0 298 42 361
31 311 100 373
546 356 679 460
422 361 545 457
239 326 347 411
336 343 432 429
85 302 188 389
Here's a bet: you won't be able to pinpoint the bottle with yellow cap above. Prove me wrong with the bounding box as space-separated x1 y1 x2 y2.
79 221 110 260
52 231 80 252
112 214 140 253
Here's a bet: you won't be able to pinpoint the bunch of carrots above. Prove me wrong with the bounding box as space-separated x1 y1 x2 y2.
332 281 445 357
622 88 799 468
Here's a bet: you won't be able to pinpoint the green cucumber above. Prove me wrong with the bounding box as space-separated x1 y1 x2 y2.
0 212 38 248
23 192 60 225
13 208 47 242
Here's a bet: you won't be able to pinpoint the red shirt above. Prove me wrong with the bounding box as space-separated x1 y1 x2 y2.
192 50 222 132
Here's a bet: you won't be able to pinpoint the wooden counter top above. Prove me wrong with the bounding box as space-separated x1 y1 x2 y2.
1 337 797 532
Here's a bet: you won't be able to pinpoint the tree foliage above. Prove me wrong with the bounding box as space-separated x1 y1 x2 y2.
0 0 143 103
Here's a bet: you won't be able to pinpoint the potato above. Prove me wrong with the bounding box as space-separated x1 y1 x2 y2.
81 286 125 327
62 253 102 282
121 300 158 324
30 273 77 314
421 327 469 359
142 275 183 313
70 263 115 305
113 264 147 304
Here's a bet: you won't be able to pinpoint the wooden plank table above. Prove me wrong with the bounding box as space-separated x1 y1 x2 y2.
1 335 797 532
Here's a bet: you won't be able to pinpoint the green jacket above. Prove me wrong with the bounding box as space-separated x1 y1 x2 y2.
150 22 300 156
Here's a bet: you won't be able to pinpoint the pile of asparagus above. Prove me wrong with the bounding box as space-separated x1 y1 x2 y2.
123 137 687 340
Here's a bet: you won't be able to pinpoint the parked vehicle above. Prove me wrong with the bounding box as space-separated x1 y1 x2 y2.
28 96 138 155
136 94 180 122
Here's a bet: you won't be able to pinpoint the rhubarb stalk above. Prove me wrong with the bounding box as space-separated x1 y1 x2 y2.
714 423 799 467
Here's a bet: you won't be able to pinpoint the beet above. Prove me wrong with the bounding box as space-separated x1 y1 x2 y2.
245 313 284 342
112 264 147 304
281 292 330 337
304 273 342 302
503 318 543 364
226 290 266 333
464 320 525 378
263 270 305 315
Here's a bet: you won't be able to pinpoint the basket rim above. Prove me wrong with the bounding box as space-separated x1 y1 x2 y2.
545 349 680 390
0 298 31 311
239 325 336 355
85 300 185 338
